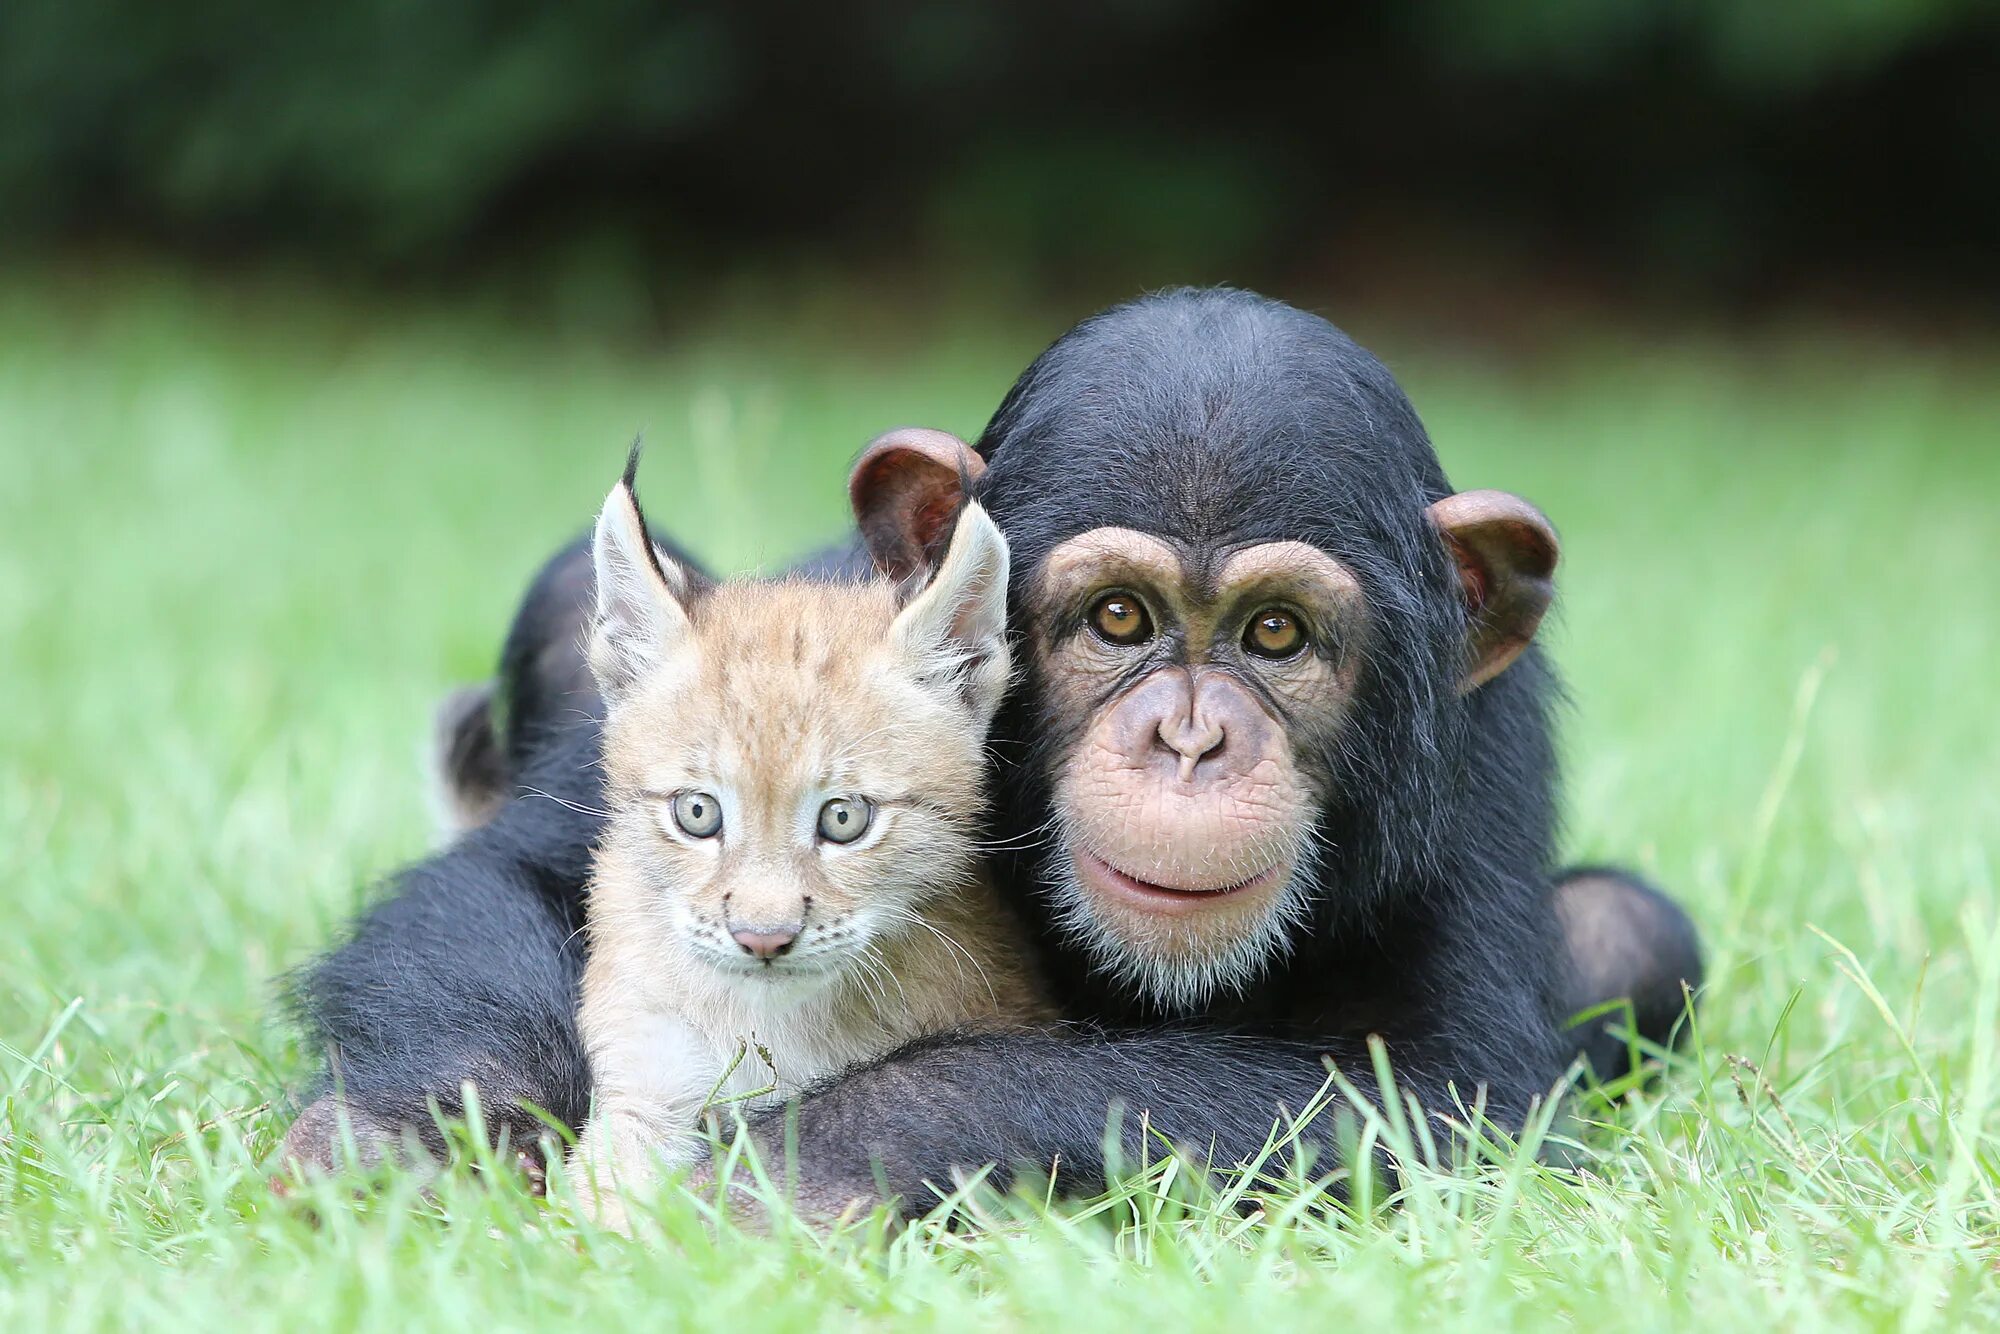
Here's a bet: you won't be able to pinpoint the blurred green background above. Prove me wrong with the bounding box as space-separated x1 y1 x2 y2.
5 0 1996 311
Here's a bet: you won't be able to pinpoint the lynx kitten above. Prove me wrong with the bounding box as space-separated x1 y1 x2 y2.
568 455 1047 1226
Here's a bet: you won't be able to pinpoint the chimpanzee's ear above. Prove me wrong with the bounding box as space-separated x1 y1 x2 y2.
1426 490 1559 692
850 427 988 585
588 447 703 703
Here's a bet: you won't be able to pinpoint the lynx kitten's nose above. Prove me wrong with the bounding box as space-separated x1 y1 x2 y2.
730 924 800 959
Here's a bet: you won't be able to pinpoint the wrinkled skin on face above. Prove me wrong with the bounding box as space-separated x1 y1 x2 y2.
1028 528 1373 1004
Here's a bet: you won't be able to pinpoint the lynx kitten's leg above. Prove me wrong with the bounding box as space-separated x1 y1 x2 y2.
569 1100 711 1234
570 1108 660 1232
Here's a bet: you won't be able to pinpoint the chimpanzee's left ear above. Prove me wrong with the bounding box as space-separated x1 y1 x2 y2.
850 427 987 585
1426 490 1559 691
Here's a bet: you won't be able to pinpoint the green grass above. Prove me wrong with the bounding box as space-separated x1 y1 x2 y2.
2 265 1996 1330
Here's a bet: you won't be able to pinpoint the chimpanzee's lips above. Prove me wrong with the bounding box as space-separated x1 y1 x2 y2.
1071 845 1287 916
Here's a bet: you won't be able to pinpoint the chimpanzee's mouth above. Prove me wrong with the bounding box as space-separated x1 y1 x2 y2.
1070 846 1287 915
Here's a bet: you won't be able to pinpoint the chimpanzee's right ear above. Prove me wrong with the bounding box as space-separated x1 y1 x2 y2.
850 427 987 585
589 446 702 702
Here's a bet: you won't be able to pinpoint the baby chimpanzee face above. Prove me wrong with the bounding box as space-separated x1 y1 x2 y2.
1028 529 1371 1010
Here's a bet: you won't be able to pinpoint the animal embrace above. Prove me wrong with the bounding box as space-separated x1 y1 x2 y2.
281 287 1704 1223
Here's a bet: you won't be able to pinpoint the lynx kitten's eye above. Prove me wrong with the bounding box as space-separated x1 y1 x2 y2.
817 797 873 844
672 791 723 838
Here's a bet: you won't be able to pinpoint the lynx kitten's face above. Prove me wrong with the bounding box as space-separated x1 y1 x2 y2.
585 464 1012 998
599 579 993 986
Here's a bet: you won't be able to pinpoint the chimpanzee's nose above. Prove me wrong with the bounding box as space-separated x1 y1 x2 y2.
1155 672 1227 782
1157 710 1225 780
730 923 800 959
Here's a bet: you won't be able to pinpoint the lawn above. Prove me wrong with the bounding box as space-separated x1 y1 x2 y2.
2 265 1995 1330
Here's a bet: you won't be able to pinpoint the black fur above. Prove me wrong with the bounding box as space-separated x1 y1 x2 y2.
287 716 600 1157
287 288 1702 1205
286 527 706 1161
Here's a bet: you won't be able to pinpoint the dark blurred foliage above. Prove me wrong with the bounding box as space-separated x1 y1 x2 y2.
3 0 1995 302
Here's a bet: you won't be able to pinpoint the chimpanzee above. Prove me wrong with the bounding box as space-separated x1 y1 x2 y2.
282 288 1702 1212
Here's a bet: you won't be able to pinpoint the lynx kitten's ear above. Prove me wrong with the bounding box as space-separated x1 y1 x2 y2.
589 449 698 703
890 501 1011 722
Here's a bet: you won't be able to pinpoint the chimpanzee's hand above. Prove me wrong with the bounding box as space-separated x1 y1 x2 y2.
682 1131 896 1232
268 1095 406 1196
268 1095 548 1198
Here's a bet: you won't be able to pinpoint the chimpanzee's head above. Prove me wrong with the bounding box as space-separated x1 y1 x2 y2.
851 289 1559 1013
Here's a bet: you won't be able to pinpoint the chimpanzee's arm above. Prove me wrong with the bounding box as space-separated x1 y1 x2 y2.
736 1025 1539 1218
282 725 604 1169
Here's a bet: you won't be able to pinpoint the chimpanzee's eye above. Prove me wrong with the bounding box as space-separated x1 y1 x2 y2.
1243 608 1307 659
1088 591 1154 646
672 791 724 838
816 797 873 844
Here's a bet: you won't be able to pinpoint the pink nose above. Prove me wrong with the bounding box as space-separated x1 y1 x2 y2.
730 924 800 959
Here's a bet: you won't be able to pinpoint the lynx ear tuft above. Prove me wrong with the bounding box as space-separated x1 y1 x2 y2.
588 449 696 702
890 501 1012 722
